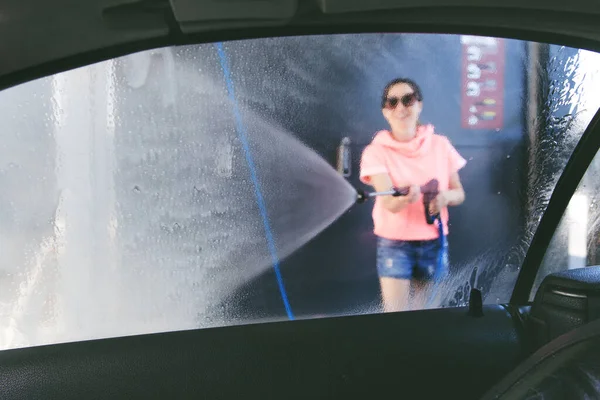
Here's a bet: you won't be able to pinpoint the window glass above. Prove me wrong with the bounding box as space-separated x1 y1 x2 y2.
533 125 600 297
0 34 597 350
521 47 600 301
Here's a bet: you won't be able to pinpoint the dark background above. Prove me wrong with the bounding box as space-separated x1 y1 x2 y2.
214 34 529 320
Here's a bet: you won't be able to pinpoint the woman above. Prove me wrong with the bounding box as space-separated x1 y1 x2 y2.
360 78 466 312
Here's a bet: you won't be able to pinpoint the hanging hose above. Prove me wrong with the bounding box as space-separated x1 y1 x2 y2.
427 216 447 308
215 43 294 320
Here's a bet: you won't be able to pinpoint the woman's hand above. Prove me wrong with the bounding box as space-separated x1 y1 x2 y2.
429 180 466 215
429 191 449 215
406 185 421 204
367 174 421 213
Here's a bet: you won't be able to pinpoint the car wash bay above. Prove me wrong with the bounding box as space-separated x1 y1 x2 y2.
219 38 599 320
221 34 531 319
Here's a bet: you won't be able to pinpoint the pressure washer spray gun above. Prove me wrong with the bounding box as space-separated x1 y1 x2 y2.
356 178 441 224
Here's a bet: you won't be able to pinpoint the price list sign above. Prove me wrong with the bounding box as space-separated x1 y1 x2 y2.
460 36 505 130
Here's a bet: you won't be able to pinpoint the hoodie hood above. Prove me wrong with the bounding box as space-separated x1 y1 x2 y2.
371 124 435 158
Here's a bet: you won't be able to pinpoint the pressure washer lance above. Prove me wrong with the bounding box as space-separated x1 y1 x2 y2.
356 188 408 203
356 179 448 305
356 179 439 225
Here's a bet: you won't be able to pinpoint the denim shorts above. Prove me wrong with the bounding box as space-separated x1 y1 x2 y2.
376 237 449 282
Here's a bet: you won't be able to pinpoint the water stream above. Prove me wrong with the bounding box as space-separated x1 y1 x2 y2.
0 44 358 349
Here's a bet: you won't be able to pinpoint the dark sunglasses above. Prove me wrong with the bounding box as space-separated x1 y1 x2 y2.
383 92 419 109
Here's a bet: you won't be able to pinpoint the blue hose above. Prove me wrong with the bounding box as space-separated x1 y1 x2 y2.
215 42 295 321
426 216 447 308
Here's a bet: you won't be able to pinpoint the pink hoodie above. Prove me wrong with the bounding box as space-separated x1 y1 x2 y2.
360 124 466 241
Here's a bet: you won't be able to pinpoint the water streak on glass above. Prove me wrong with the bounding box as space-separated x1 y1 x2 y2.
533 50 600 297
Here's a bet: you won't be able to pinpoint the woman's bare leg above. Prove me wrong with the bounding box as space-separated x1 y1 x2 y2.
409 280 433 310
379 277 411 312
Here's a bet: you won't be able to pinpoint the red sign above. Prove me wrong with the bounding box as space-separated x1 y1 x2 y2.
460 36 505 130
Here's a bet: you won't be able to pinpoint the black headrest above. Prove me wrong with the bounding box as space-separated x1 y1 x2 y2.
529 266 600 349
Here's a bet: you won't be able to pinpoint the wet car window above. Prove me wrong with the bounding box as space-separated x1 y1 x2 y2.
0 34 596 350
533 47 600 298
